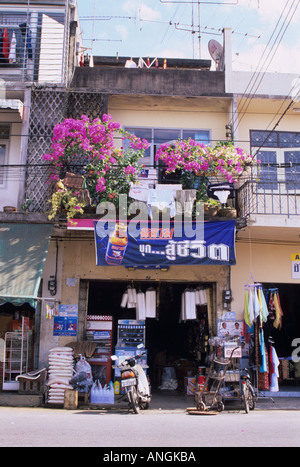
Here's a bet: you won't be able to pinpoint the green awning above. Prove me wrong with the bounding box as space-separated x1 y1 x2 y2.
0 223 53 308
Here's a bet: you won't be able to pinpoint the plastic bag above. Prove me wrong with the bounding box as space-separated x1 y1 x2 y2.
90 380 102 403
75 354 92 380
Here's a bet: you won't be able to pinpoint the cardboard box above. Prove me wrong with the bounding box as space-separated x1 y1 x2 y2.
185 377 196 395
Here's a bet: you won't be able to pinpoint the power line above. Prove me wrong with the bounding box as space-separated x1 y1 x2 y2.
230 0 300 131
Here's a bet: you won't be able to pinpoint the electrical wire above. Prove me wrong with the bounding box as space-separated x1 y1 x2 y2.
230 0 300 131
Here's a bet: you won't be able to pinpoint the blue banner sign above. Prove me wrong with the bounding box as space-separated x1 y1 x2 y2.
94 220 236 267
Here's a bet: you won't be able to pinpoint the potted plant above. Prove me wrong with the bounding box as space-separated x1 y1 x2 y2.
203 198 221 217
43 114 149 220
47 180 87 222
217 205 237 218
155 138 258 198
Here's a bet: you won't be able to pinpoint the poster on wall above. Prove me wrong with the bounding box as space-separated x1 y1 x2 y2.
217 319 244 338
53 304 78 336
94 220 236 267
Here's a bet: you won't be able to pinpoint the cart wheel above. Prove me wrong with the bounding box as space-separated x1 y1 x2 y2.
246 380 256 411
217 402 224 412
198 401 206 412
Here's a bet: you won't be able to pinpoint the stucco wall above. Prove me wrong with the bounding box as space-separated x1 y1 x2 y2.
231 240 300 318
39 235 230 366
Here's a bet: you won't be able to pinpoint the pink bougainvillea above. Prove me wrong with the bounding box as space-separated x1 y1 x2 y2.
155 139 255 183
43 114 150 212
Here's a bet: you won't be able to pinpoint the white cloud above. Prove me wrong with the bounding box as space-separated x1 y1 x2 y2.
115 25 129 41
122 0 161 21
139 2 161 21
233 39 300 74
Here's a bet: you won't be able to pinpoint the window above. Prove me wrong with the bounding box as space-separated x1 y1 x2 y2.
250 130 300 190
0 125 10 186
284 151 300 189
124 127 210 166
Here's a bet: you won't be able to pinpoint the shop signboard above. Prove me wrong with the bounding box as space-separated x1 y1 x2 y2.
94 220 236 267
53 304 78 336
291 253 300 279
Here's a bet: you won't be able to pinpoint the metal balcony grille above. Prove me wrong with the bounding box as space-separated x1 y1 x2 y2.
25 88 108 212
237 180 300 218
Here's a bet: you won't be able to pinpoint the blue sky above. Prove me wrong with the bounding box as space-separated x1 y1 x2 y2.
77 0 300 73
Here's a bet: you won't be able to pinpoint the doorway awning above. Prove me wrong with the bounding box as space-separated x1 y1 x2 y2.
0 223 53 308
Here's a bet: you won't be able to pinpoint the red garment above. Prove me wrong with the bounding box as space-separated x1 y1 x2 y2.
2 28 9 60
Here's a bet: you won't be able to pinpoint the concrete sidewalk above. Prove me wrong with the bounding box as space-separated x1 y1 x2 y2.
0 389 300 411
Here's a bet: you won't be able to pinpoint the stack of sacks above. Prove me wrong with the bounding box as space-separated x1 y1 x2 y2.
47 347 74 405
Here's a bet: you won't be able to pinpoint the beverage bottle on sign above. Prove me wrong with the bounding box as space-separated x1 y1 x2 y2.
105 223 128 265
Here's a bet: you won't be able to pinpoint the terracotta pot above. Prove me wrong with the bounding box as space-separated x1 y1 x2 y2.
218 208 237 218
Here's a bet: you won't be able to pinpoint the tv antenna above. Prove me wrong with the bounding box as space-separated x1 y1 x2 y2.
159 0 238 59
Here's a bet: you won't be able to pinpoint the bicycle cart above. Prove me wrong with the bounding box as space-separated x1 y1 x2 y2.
220 339 256 413
192 337 240 414
223 365 256 413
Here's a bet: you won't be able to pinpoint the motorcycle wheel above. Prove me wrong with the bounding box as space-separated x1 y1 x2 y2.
129 387 140 414
139 401 149 410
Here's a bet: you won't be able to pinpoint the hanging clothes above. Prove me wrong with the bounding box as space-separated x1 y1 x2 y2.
8 31 17 63
258 328 270 391
248 288 255 325
0 30 4 63
180 289 197 321
244 288 251 327
136 291 146 320
19 22 33 60
2 28 9 62
273 291 283 329
269 344 280 392
268 292 276 322
175 189 196 216
145 288 156 318
259 287 269 323
253 286 261 321
147 189 176 219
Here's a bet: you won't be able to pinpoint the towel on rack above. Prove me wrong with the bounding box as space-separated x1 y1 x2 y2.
120 291 128 308
147 189 176 219
180 289 197 321
136 292 146 320
145 289 156 318
127 287 137 308
175 189 196 216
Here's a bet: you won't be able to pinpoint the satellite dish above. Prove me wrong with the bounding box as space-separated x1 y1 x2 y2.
208 40 224 70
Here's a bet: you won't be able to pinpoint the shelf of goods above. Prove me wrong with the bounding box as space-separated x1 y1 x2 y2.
86 315 113 385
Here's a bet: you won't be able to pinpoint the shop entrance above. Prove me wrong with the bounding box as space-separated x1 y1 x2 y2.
0 302 36 391
87 280 212 393
262 283 300 389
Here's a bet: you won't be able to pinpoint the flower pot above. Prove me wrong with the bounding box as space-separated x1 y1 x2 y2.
204 205 219 217
218 208 237 219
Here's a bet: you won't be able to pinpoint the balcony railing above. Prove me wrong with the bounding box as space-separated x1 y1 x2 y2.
236 180 300 218
0 10 70 84
2 163 238 214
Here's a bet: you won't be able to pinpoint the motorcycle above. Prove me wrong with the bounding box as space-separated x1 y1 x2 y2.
111 344 151 414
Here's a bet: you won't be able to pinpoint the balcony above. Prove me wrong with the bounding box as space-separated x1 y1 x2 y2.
0 163 238 217
237 180 300 222
0 9 70 86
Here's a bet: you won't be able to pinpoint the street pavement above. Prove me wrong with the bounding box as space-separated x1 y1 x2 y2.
0 391 300 448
